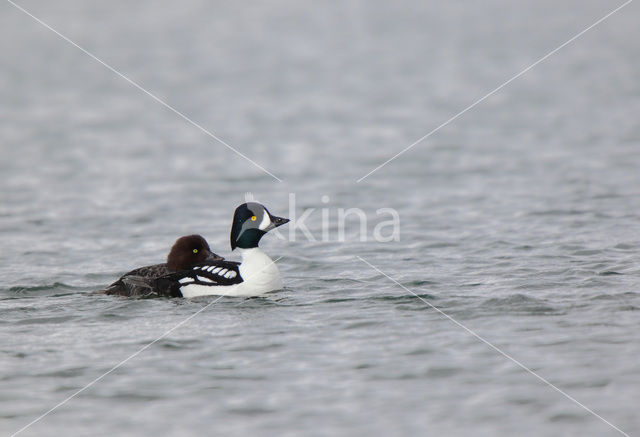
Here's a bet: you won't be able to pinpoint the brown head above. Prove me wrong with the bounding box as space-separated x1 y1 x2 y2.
166 235 224 271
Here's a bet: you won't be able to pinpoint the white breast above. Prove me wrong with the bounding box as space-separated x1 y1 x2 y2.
238 248 282 291
179 248 282 298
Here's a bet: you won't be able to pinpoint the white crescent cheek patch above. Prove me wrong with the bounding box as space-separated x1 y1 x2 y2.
258 213 271 231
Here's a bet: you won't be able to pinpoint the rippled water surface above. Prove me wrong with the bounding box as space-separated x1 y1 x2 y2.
1 1 640 436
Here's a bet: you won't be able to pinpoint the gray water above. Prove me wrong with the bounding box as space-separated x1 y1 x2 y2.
1 1 640 436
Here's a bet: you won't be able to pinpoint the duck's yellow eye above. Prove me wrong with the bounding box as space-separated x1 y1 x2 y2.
251 216 257 221
193 249 198 254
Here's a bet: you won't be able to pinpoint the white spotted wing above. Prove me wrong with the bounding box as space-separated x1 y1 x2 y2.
154 261 242 297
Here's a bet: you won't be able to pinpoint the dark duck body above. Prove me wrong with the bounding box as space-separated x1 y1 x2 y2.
100 235 223 297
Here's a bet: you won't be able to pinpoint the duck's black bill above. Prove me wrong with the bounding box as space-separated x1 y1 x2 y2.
205 251 225 262
271 216 290 228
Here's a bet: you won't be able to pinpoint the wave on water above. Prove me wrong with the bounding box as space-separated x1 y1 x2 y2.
3 282 83 298
481 293 557 314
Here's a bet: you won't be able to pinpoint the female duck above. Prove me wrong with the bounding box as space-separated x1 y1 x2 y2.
100 235 223 297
